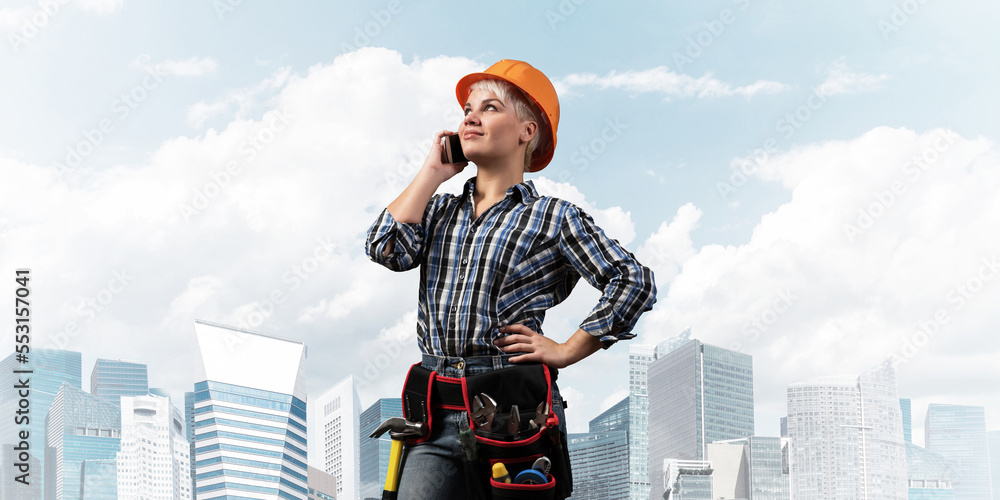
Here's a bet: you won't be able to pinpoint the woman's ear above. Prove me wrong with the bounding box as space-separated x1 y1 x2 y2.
520 120 538 144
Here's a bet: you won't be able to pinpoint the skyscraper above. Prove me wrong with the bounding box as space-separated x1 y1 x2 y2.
628 343 655 500
567 431 630 500
647 339 754 500
627 328 691 500
184 390 197 497
89 358 149 407
925 404 994 500
44 382 121 500
990 430 1000 500
786 362 907 500
359 397 403 500
191 320 309 499
708 436 790 500
0 349 82 493
79 459 117 499
310 375 362 500
118 393 192 499
900 398 913 443
589 395 629 434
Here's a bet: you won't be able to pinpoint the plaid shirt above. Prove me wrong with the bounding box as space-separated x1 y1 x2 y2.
365 177 656 357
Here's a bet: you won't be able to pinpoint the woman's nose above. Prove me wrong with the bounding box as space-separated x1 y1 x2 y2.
463 110 480 125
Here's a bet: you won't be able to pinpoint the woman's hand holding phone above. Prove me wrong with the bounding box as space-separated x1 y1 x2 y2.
422 130 468 185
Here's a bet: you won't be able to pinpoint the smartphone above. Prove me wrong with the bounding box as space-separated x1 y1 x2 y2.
443 134 468 164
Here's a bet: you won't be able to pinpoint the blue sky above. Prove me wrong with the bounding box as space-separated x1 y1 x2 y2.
3 0 999 444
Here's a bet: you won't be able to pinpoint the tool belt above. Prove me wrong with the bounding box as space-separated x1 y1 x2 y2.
401 362 573 500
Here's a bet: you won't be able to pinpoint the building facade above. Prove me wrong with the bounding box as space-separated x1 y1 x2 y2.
647 339 754 500
590 395 629 434
990 430 1000 500
627 329 692 500
118 393 192 499
925 404 994 500
906 441 957 499
308 466 338 500
0 349 82 493
79 459 117 499
786 363 907 500
90 359 149 408
359 398 403 500
664 459 714 500
310 375 361 500
191 320 309 499
44 382 121 500
708 436 790 500
567 431 629 500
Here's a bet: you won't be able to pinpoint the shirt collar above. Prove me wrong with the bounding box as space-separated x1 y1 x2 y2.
461 176 539 205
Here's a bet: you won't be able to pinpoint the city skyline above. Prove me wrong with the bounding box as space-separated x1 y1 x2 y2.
3 2 999 453
3 322 999 498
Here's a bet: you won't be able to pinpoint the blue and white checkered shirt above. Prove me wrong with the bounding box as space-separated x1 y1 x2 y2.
365 177 657 357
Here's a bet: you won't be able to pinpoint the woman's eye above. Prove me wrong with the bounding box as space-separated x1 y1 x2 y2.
464 108 471 116
485 104 497 111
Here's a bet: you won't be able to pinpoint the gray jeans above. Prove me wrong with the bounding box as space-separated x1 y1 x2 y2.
396 354 566 500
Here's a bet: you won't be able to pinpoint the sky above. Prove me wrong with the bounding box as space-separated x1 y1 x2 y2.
2 0 999 444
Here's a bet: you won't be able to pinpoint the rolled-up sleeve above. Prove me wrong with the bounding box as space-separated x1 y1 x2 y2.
365 207 427 272
558 205 657 347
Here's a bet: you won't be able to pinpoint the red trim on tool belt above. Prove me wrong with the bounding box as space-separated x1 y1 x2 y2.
490 476 556 491
476 425 550 448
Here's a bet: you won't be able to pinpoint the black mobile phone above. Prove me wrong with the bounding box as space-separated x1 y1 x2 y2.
444 134 468 164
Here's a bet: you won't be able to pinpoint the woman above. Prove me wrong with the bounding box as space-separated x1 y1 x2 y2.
366 59 656 499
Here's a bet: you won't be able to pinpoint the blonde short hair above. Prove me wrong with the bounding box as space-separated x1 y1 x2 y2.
468 78 543 171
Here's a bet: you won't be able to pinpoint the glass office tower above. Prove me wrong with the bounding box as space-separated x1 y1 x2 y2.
626 328 692 500
901 398 913 443
786 363 907 500
90 359 149 407
567 431 630 500
628 343 655 500
647 339 754 500
191 320 309 499
925 404 994 500
906 441 957 499
0 349 82 495
990 431 1000 500
590 396 629 434
44 383 121 500
79 459 117 499
359 397 403 500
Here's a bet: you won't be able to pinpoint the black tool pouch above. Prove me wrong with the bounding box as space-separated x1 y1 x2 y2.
400 362 573 500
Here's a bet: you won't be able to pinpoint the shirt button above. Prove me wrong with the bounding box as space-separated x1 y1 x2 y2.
462 259 468 264
459 274 464 280
451 306 457 312
450 321 455 327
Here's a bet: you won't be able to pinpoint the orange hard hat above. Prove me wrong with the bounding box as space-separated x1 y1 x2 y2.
455 59 560 172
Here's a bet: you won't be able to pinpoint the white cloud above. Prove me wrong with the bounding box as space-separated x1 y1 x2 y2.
816 58 890 96
186 66 293 128
639 126 1000 433
74 0 126 15
154 56 219 77
556 66 790 100
5 47 997 434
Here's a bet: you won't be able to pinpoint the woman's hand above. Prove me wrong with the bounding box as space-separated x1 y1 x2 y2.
421 130 469 184
494 324 604 369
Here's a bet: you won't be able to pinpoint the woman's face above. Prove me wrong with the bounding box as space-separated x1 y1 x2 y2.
459 88 530 168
